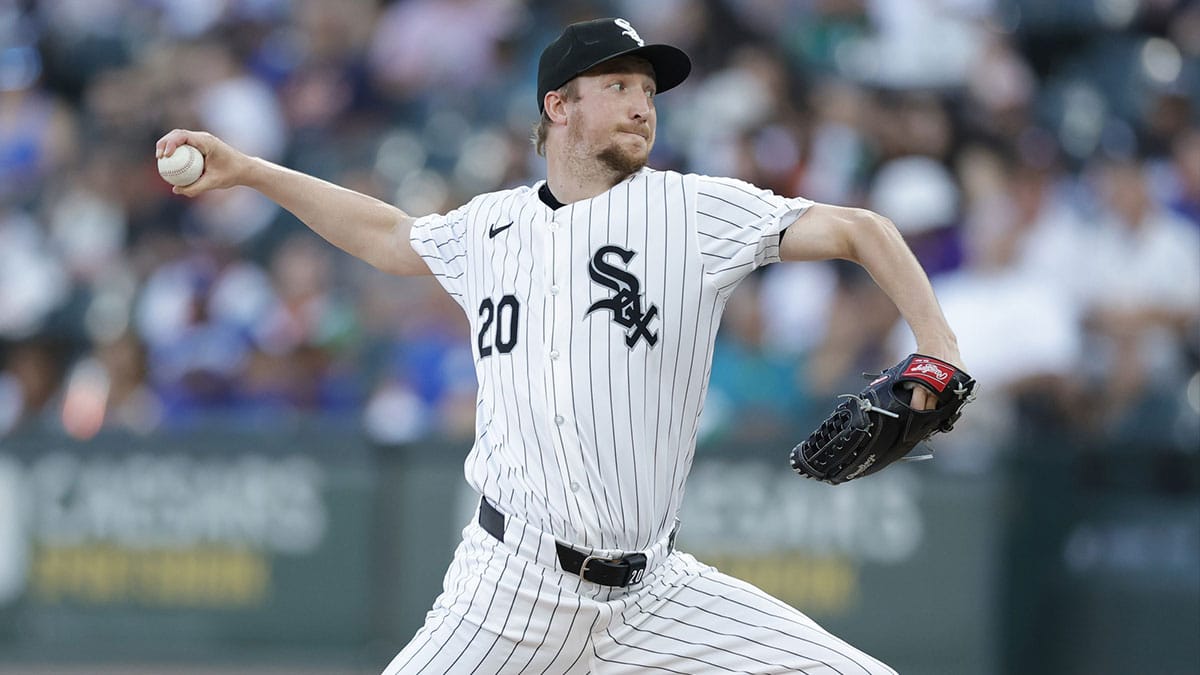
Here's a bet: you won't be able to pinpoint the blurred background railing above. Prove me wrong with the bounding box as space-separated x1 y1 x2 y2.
0 0 1197 673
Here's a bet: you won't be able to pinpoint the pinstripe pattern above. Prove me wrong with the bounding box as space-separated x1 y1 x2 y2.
382 520 895 674
408 169 811 552
395 170 896 672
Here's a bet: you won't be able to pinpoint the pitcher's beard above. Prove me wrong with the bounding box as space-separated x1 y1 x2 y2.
597 142 648 177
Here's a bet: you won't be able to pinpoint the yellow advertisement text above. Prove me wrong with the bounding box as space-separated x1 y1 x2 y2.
32 544 269 608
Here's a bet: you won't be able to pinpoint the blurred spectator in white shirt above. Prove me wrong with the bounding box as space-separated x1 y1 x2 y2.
1079 157 1200 440
891 148 1089 466
0 210 70 340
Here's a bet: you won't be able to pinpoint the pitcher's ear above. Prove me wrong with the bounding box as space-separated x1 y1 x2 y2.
544 90 569 124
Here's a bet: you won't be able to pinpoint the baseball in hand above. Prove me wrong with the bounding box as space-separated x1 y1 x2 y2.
157 143 204 187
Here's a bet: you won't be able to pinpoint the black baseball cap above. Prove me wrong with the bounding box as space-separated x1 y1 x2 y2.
537 18 691 112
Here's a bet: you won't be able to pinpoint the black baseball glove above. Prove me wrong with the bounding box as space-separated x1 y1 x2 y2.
790 354 976 485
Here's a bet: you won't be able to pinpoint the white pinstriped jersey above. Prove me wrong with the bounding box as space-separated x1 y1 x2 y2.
410 167 812 552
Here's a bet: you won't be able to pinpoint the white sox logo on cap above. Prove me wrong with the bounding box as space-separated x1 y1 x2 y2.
614 18 644 46
535 18 691 112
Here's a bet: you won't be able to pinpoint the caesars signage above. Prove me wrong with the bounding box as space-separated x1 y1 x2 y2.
679 458 925 615
0 450 327 610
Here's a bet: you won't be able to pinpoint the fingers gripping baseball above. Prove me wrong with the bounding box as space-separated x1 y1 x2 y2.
154 129 245 196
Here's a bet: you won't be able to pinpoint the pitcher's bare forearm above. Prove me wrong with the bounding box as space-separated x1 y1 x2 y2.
782 204 960 363
838 211 957 358
241 157 428 276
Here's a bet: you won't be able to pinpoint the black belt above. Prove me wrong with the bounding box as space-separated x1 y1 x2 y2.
478 498 652 588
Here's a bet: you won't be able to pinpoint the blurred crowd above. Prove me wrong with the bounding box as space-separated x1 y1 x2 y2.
1 0 1197 462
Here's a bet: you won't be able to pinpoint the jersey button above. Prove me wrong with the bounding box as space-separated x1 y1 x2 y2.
554 415 565 425
550 285 560 295
570 482 581 492
549 350 560 360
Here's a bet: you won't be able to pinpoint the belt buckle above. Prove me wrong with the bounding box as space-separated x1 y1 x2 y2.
579 554 613 580
579 552 647 587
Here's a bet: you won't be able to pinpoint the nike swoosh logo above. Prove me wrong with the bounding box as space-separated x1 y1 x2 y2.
488 221 514 238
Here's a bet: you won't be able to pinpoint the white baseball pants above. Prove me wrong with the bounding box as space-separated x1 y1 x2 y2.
382 509 896 674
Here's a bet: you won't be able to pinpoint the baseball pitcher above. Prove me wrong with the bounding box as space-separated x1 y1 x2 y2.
157 18 972 674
